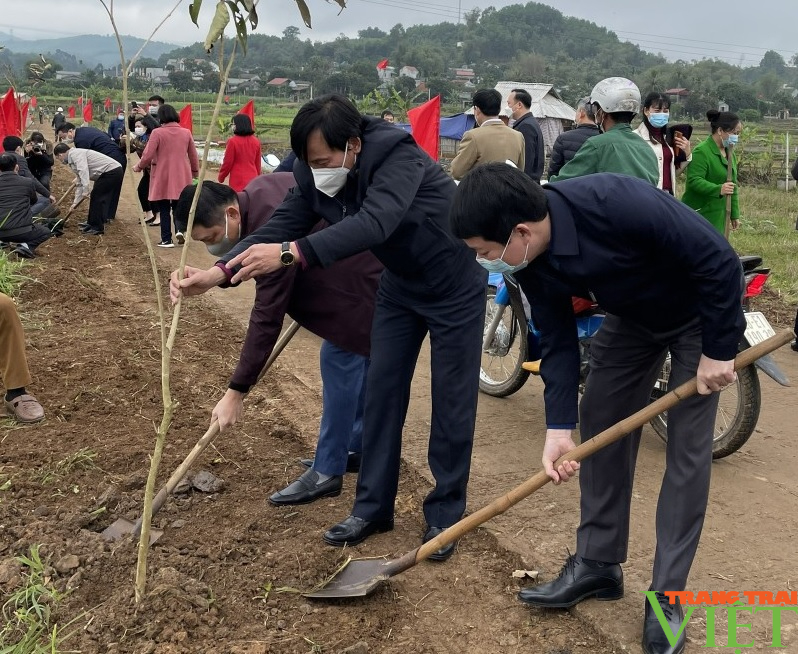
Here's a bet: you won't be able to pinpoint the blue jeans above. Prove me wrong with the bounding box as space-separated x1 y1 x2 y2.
312 340 368 476
31 194 50 217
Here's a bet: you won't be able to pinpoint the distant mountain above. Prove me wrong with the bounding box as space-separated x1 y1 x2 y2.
0 32 180 68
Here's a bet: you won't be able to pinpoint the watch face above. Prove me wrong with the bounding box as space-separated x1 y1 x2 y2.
280 251 294 265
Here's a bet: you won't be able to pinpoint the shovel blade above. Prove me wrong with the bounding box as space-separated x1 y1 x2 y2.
101 518 164 545
303 558 395 599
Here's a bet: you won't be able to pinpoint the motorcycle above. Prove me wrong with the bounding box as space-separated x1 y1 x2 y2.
480 257 790 459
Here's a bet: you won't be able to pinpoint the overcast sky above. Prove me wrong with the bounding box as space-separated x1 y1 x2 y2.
2 0 795 68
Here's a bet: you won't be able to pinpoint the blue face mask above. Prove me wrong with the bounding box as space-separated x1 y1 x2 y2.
476 234 529 275
723 133 739 147
648 112 669 128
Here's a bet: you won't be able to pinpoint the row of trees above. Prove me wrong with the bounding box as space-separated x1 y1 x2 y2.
5 1 798 117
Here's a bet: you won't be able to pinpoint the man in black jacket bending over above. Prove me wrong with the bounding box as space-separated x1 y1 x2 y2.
171 94 486 561
0 154 52 257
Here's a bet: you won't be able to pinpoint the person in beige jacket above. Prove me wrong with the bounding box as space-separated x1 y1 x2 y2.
451 89 525 180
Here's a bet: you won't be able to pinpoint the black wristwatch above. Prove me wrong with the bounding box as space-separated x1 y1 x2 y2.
280 241 296 266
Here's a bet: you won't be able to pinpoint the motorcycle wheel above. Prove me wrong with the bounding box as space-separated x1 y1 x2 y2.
479 285 529 397
649 360 761 459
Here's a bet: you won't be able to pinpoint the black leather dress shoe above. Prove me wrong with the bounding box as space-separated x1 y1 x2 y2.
268 469 342 506
323 515 393 547
423 526 456 562
642 591 686 654
300 452 361 474
517 554 623 608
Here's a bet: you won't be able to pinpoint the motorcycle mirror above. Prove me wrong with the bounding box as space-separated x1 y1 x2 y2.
264 154 281 168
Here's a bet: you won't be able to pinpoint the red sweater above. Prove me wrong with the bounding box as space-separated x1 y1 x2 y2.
218 134 262 191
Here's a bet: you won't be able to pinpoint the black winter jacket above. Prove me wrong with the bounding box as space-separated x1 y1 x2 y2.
547 124 600 179
0 171 37 239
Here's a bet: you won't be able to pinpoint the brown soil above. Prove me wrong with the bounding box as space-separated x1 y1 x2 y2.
0 166 621 653
3 158 797 654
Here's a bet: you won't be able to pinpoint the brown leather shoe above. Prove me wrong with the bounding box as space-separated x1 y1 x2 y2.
5 394 45 423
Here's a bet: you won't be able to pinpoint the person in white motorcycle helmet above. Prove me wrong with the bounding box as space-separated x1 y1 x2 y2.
549 76 658 185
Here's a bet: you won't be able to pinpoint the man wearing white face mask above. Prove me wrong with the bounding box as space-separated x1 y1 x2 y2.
107 110 126 145
172 174 382 505
170 94 486 559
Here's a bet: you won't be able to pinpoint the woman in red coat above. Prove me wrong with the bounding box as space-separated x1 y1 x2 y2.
133 104 199 247
217 114 262 192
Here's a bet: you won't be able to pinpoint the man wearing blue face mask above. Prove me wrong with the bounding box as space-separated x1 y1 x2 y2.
171 174 382 504
169 94 486 559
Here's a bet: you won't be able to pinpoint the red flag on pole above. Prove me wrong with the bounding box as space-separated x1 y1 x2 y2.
179 104 193 134
30 96 37 108
407 95 440 161
104 97 112 111
20 102 29 130
238 100 255 129
82 100 93 123
376 58 389 70
77 96 83 107
1 88 21 138
67 105 76 119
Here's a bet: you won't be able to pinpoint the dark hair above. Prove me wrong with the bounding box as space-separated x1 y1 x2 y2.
30 131 45 143
157 104 180 124
57 122 76 135
450 162 548 243
290 94 362 163
174 181 237 233
148 94 166 104
2 136 23 152
643 92 670 111
53 143 70 156
0 153 17 171
232 113 255 136
380 109 394 119
472 89 502 116
137 114 159 133
510 88 532 110
706 109 740 134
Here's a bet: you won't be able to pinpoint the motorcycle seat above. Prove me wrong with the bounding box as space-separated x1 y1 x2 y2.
739 255 763 272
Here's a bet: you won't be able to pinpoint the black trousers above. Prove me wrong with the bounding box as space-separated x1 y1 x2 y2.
87 168 124 230
0 224 51 251
577 315 720 591
352 268 485 528
137 169 151 212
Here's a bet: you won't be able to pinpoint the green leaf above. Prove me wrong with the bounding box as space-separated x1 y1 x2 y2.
204 1 230 52
188 0 203 26
294 0 312 28
330 0 346 10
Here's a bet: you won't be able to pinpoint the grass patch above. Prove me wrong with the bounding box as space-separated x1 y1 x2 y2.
732 186 798 303
0 545 77 653
0 253 29 298
35 448 98 485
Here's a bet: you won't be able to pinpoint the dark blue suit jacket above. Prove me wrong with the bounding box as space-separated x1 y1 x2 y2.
74 126 126 167
515 173 746 426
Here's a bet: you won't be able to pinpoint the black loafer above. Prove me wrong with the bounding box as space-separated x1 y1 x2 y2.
323 515 393 547
268 469 342 506
423 525 456 562
517 554 623 608
82 228 104 236
300 451 361 474
642 591 686 654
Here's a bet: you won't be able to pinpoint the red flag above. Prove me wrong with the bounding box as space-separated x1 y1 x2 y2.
77 96 83 107
30 96 37 108
376 58 389 70
238 99 255 129
1 88 21 139
20 102 29 130
407 95 440 161
104 97 112 111
179 104 193 134
68 105 76 119
82 100 93 123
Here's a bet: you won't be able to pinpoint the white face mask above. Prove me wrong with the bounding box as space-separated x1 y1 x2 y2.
312 142 352 197
117 114 125 120
205 212 241 256
134 126 146 136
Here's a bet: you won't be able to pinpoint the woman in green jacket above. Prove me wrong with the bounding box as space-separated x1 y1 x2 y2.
682 109 742 234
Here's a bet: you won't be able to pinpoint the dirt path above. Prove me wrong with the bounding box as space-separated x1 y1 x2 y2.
2 166 796 653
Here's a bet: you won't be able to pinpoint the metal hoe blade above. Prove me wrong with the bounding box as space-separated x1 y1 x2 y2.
101 518 163 545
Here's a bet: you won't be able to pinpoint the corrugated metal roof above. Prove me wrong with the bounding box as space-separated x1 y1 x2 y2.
494 81 575 121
